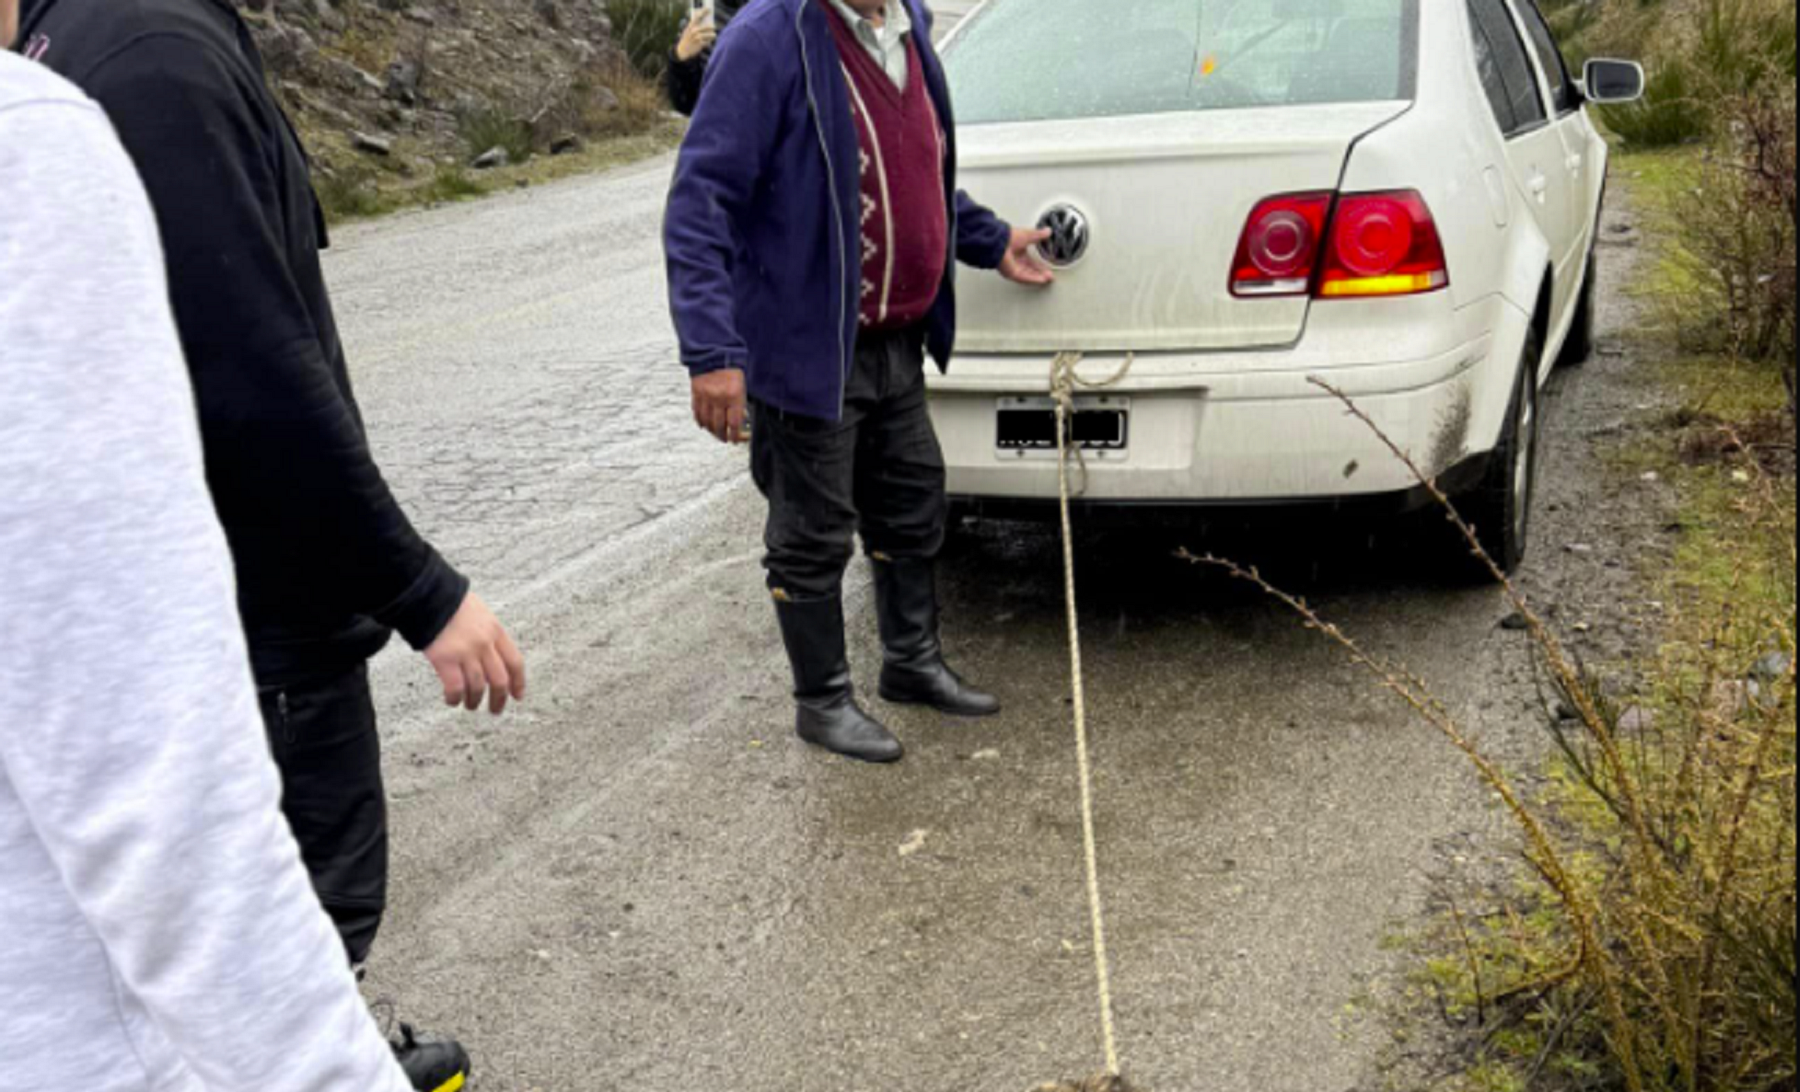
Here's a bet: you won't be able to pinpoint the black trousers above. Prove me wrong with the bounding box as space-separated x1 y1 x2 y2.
751 327 949 600
257 662 389 967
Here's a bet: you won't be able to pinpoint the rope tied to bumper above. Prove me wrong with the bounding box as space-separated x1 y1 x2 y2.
1049 352 1136 499
1045 351 1138 1089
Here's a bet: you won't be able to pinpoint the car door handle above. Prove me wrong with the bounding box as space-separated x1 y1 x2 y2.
1529 174 1550 201
1567 154 1585 173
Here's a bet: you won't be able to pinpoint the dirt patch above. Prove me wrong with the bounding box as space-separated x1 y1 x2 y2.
1675 409 1797 476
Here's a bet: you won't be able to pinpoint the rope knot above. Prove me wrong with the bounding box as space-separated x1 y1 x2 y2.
1048 352 1134 499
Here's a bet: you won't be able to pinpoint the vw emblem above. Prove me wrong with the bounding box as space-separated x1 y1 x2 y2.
1037 205 1091 268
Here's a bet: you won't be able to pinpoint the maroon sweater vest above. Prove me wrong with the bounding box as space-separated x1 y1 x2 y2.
825 9 950 332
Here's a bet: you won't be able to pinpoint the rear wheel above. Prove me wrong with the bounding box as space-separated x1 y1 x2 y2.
1558 247 1599 368
1455 326 1545 578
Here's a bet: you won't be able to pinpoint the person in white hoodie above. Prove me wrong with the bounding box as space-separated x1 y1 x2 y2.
0 4 418 1088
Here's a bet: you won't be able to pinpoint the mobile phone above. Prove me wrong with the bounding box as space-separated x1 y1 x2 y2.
692 0 717 29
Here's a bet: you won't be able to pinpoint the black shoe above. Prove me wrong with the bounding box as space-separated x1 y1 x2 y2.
392 1023 472 1092
872 557 1002 718
774 593 904 763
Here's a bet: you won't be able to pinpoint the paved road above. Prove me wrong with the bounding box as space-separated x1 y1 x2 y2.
329 155 1657 1090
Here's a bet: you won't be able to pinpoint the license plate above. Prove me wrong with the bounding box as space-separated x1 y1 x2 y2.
996 396 1130 452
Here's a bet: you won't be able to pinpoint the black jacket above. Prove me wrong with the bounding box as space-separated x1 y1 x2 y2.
664 0 743 117
17 0 469 686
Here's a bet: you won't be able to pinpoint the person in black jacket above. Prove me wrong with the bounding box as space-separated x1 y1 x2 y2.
665 0 741 116
14 0 525 1087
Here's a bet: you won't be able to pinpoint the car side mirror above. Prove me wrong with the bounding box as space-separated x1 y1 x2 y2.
1583 59 1647 106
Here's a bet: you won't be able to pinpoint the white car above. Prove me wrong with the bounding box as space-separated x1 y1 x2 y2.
935 0 1644 571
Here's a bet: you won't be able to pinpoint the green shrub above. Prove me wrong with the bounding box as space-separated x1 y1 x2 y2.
458 107 535 165
1696 0 1798 93
421 167 487 205
609 0 688 80
1601 60 1710 149
314 165 391 224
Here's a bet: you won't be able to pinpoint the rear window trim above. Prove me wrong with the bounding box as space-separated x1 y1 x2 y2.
1466 0 1552 139
946 0 1424 128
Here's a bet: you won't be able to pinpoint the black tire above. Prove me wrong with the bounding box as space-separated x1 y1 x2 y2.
1558 247 1599 369
1455 325 1545 579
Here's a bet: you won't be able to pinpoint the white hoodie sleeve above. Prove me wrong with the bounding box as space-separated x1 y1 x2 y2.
0 80 412 1092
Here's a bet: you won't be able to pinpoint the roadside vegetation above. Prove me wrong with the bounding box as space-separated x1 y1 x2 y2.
312 57 678 225
1202 3 1796 1089
608 0 693 81
1414 1 1796 1085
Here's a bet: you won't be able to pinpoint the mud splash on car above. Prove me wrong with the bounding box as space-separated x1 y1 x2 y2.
1428 381 1475 478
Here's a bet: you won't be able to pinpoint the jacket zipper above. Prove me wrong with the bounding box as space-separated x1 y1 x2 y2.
277 691 295 745
796 0 853 420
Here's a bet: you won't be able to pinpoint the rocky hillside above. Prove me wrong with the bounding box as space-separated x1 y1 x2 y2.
236 0 671 215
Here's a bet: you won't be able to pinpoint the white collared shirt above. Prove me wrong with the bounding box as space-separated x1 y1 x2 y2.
825 0 915 92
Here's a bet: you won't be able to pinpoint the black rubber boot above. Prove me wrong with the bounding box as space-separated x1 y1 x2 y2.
872 556 1001 718
775 594 904 764
392 1023 471 1092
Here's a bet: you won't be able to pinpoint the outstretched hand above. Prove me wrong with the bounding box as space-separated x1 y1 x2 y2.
1000 227 1056 287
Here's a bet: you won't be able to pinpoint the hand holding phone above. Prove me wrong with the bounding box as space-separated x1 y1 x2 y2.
677 0 719 61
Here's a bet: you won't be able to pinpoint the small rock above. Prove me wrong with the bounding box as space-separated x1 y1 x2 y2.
1499 612 1531 632
385 58 421 104
1641 471 1661 483
1750 652 1793 682
1598 342 1628 359
351 130 393 156
472 146 510 170
1567 543 1595 555
590 86 621 113
404 5 437 24
550 133 583 156
1618 707 1655 733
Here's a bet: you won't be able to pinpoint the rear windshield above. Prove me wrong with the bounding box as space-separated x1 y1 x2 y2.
946 0 1420 126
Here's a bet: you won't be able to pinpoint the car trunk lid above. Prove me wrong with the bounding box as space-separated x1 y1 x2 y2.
953 103 1411 355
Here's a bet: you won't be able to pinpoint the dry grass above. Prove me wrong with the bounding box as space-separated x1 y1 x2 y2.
1033 1076 1143 1092
1183 373 1796 1092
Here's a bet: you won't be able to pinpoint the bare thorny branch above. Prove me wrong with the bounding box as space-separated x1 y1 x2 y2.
1175 377 1660 1092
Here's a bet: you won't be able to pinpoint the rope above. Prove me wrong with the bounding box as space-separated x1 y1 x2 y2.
1049 350 1134 1077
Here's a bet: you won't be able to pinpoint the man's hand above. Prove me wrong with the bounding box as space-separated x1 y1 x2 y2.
676 16 719 62
999 227 1056 287
692 368 749 444
424 593 528 715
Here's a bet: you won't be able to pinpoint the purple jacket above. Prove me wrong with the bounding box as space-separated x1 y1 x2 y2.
664 0 1013 422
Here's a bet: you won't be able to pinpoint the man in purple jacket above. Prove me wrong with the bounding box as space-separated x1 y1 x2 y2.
665 0 1052 764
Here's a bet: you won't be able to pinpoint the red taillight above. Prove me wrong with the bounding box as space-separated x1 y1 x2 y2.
1231 193 1333 298
1319 191 1450 299
1230 189 1450 301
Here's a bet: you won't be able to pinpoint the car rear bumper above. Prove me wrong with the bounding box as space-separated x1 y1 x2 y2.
929 314 1511 506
